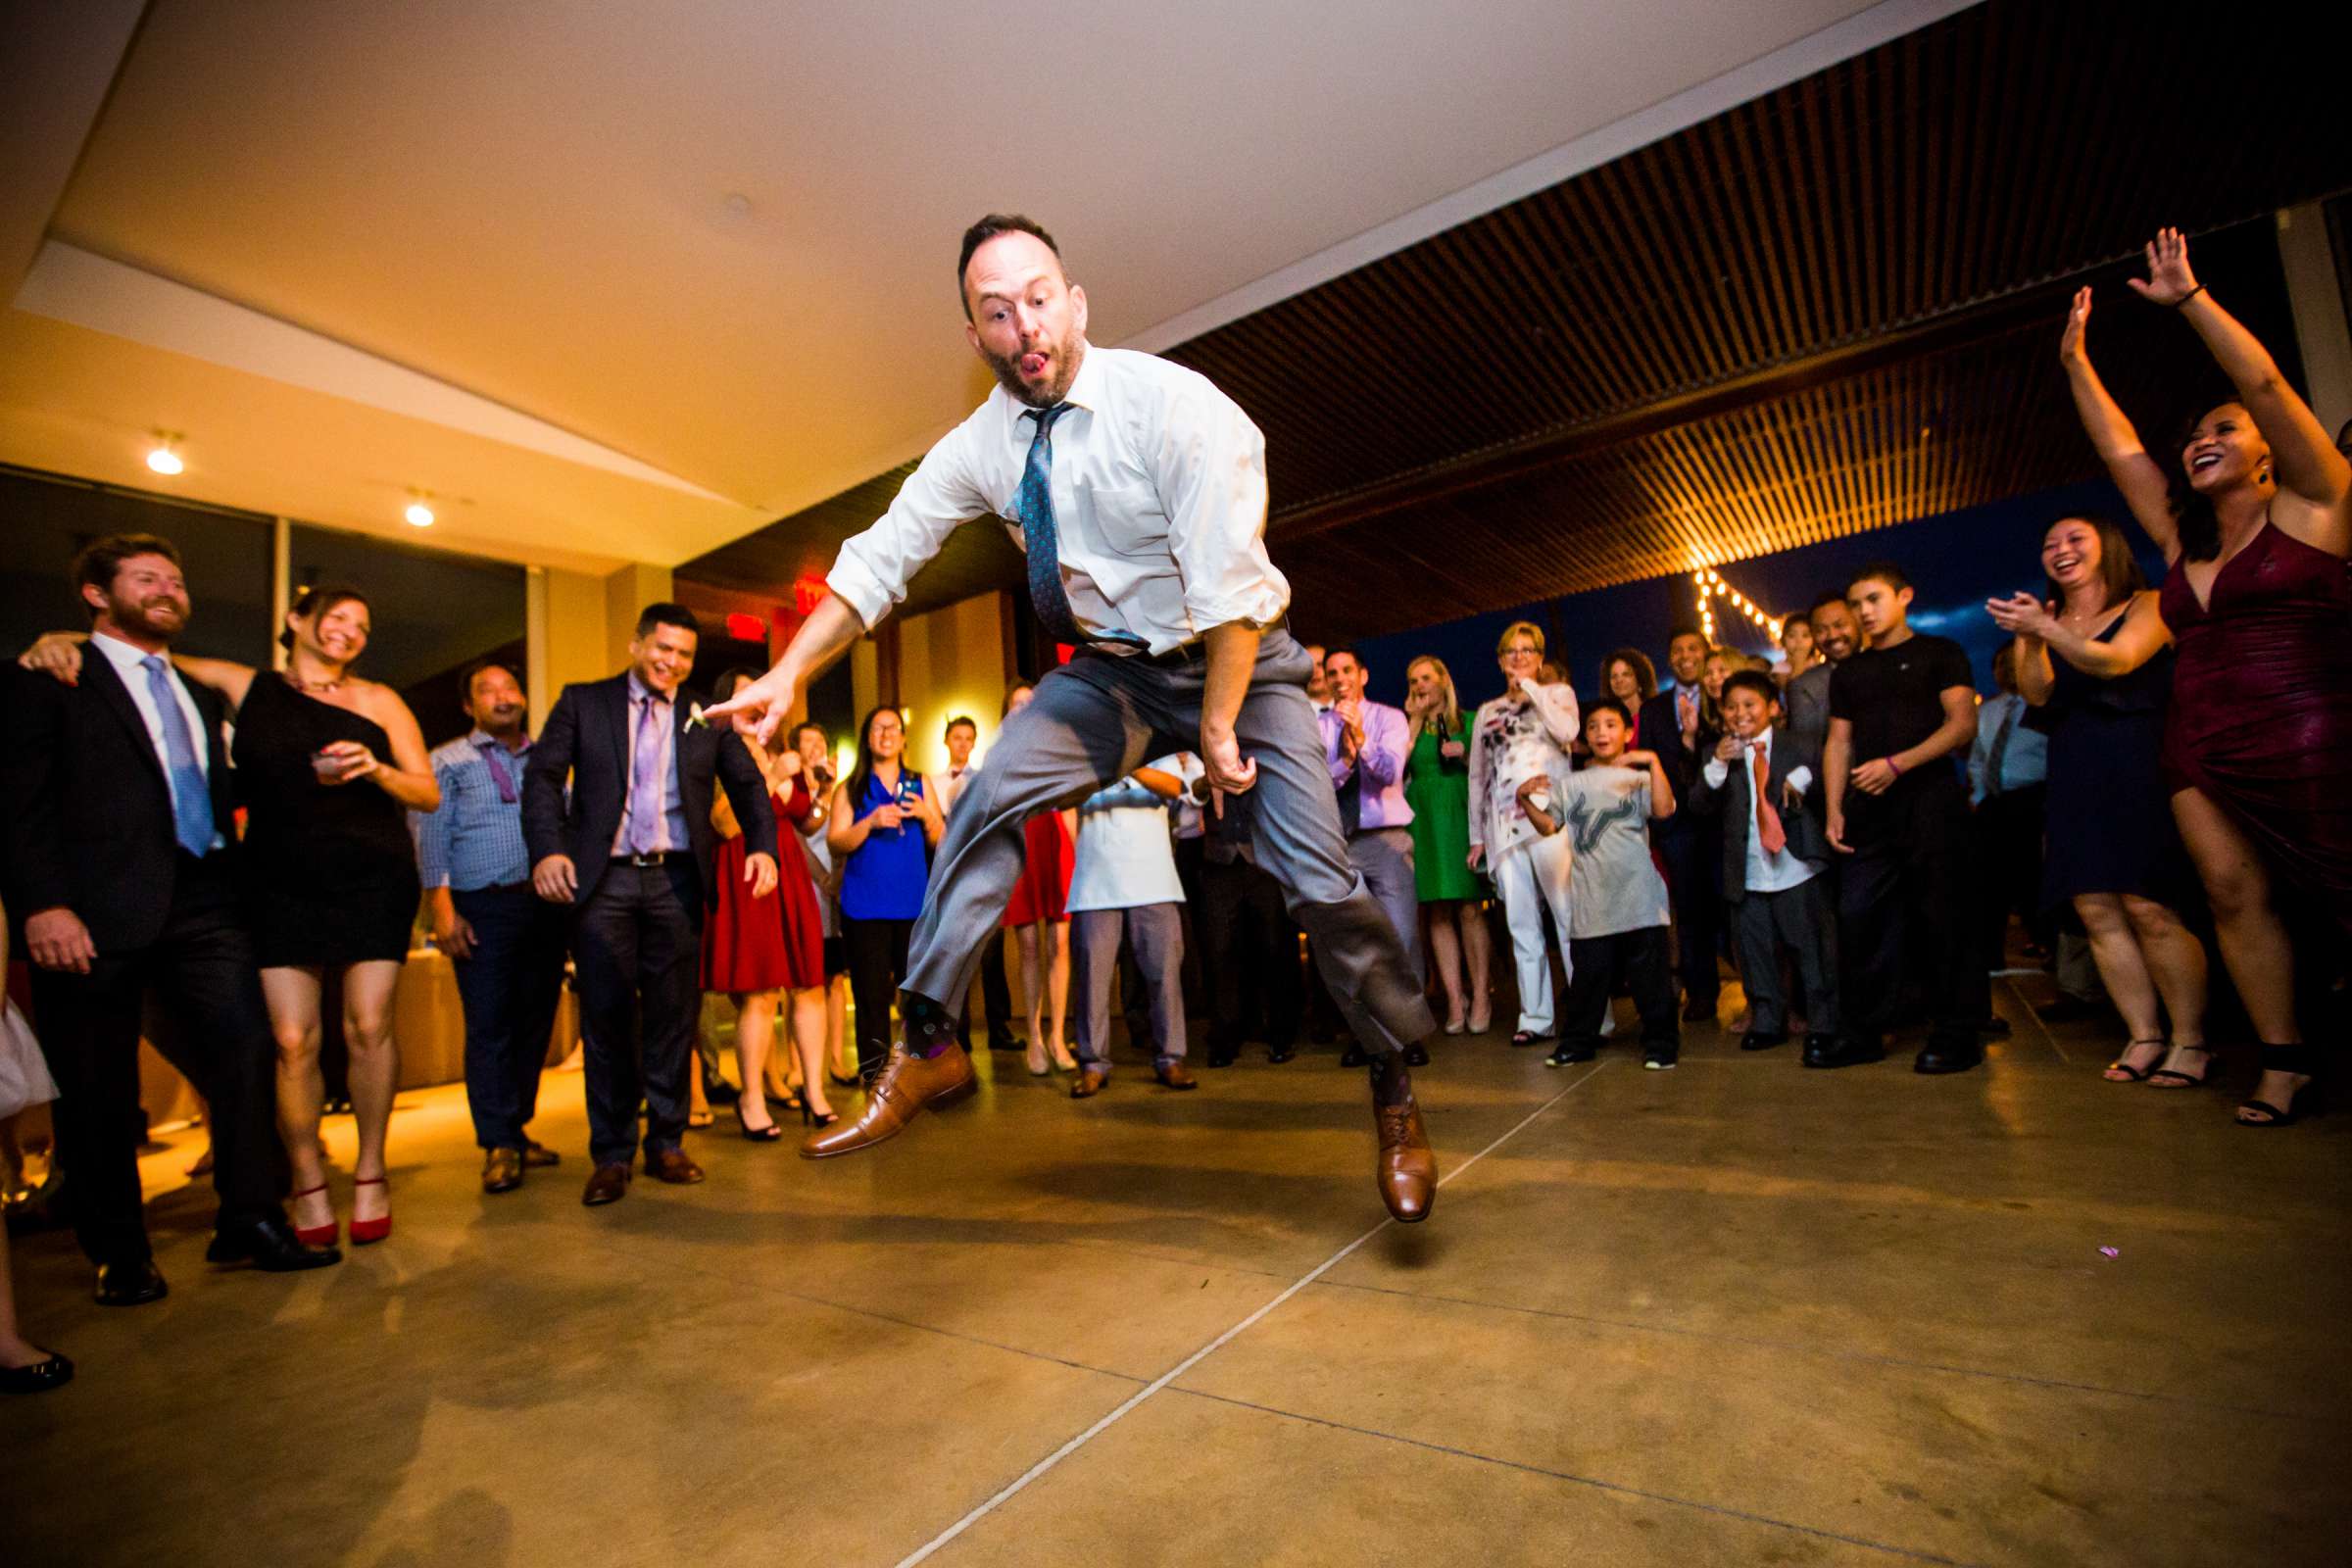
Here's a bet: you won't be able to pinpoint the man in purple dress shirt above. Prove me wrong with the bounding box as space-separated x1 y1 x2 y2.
1322 649 1427 1068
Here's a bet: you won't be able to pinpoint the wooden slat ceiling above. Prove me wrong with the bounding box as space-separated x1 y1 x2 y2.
680 0 2352 641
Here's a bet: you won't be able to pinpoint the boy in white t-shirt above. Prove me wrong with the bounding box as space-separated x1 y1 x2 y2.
1517 700 1681 1069
1067 755 1196 1098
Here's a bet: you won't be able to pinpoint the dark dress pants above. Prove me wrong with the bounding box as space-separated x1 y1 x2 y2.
1558 926 1680 1058
1657 823 1723 1007
570 860 701 1168
1973 784 2049 969
1200 849 1304 1054
452 882 569 1151
845 914 915 1078
27 850 280 1267
1838 778 1988 1043
959 928 1016 1048
1729 877 1841 1037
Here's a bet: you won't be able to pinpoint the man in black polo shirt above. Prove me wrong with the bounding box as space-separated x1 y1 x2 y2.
1821 562 1989 1073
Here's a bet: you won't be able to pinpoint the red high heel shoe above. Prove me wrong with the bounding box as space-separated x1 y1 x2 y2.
348 1176 392 1246
289 1182 338 1248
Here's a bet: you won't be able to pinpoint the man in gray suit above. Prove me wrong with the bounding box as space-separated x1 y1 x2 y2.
1686 670 1843 1062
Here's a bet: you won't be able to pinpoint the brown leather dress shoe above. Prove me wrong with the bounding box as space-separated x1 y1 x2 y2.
521 1140 561 1168
482 1148 524 1194
801 1043 976 1159
1071 1065 1110 1099
1153 1061 1198 1091
581 1162 631 1206
644 1147 705 1185
1371 1059 1438 1224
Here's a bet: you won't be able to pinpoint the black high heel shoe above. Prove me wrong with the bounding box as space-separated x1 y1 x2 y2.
2238 1044 2325 1127
733 1102 784 1143
799 1097 838 1131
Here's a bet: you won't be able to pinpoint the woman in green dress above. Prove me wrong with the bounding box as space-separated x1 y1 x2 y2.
1403 656 1493 1033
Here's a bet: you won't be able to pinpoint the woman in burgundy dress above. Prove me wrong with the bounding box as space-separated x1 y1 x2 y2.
2061 229 2352 1127
998 683 1077 1075
702 669 834 1135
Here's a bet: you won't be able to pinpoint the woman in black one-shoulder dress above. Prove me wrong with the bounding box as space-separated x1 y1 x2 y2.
162 586 438 1248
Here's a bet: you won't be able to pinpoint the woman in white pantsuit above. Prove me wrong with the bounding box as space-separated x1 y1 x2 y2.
1466 622 1581 1045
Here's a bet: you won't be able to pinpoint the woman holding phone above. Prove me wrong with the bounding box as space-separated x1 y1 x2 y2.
829 705 944 1081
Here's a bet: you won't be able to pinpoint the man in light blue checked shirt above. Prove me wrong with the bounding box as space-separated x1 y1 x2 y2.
414 662 568 1193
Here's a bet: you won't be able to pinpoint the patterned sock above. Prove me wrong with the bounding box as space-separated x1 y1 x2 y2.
901 993 958 1057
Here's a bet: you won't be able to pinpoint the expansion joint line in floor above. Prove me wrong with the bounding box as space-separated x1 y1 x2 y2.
893 1062 1612 1567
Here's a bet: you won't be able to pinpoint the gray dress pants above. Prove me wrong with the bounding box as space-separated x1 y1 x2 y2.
904 631 1434 1057
1072 903 1186 1069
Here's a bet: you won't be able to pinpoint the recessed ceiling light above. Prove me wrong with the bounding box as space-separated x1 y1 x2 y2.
405 501 435 527
147 439 183 475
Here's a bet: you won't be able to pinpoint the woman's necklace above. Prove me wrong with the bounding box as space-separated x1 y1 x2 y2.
284 668 345 695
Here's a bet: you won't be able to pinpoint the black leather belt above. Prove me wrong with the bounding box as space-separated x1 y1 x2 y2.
624 851 673 867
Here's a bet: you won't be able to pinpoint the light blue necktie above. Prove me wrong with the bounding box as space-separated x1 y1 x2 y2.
142 655 217 858
1018 405 1144 650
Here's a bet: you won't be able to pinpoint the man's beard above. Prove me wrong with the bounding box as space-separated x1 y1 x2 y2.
111 593 187 642
981 334 1080 409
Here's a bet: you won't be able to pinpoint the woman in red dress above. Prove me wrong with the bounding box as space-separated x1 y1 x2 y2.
702 669 835 1135
2061 229 2352 1127
998 683 1078 1075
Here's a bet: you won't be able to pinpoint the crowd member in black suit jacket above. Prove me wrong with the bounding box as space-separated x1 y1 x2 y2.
1638 626 1723 1022
2 534 337 1302
523 604 778 1206
1687 671 1843 1061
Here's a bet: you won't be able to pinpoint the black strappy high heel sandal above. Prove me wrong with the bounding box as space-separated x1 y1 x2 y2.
2237 1044 2324 1127
2103 1040 2168 1083
2145 1042 2214 1089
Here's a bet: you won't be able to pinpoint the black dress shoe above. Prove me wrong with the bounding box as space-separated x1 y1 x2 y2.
1914 1039 1985 1075
1802 1034 1886 1070
1740 1030 1790 1053
1978 1016 2013 1040
1681 997 1718 1023
582 1162 632 1206
1403 1042 1430 1067
1339 1042 1370 1068
0 1348 74 1394
207 1215 342 1271
94 1259 168 1306
1266 1043 1297 1064
1207 1049 1238 1068
989 1033 1027 1053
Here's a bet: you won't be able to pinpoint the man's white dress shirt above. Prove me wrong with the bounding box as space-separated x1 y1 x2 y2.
91 629 212 784
827 346 1289 654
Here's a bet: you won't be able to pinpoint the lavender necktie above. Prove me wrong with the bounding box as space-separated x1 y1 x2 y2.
625 693 668 854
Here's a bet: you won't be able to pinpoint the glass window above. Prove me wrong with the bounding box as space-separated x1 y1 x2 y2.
0 466 274 662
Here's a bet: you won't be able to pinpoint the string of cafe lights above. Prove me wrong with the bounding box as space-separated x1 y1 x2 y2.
1690 566 1788 647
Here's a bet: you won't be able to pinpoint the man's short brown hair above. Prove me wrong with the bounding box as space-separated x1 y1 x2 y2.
71 532 182 616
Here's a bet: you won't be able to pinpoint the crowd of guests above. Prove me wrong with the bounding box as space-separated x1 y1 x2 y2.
0 229 2344 1396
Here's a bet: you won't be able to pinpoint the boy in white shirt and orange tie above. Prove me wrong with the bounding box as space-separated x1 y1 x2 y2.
1686 669 1842 1064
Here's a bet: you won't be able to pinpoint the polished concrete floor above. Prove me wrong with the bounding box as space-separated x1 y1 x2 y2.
6 971 2349 1568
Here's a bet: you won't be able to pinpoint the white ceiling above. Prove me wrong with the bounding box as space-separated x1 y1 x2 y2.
0 0 1955 576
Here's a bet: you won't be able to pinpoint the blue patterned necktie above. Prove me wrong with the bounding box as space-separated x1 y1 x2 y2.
1017 404 1089 647
142 655 217 858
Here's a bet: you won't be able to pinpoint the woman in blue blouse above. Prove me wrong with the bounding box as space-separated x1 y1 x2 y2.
827 707 944 1081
